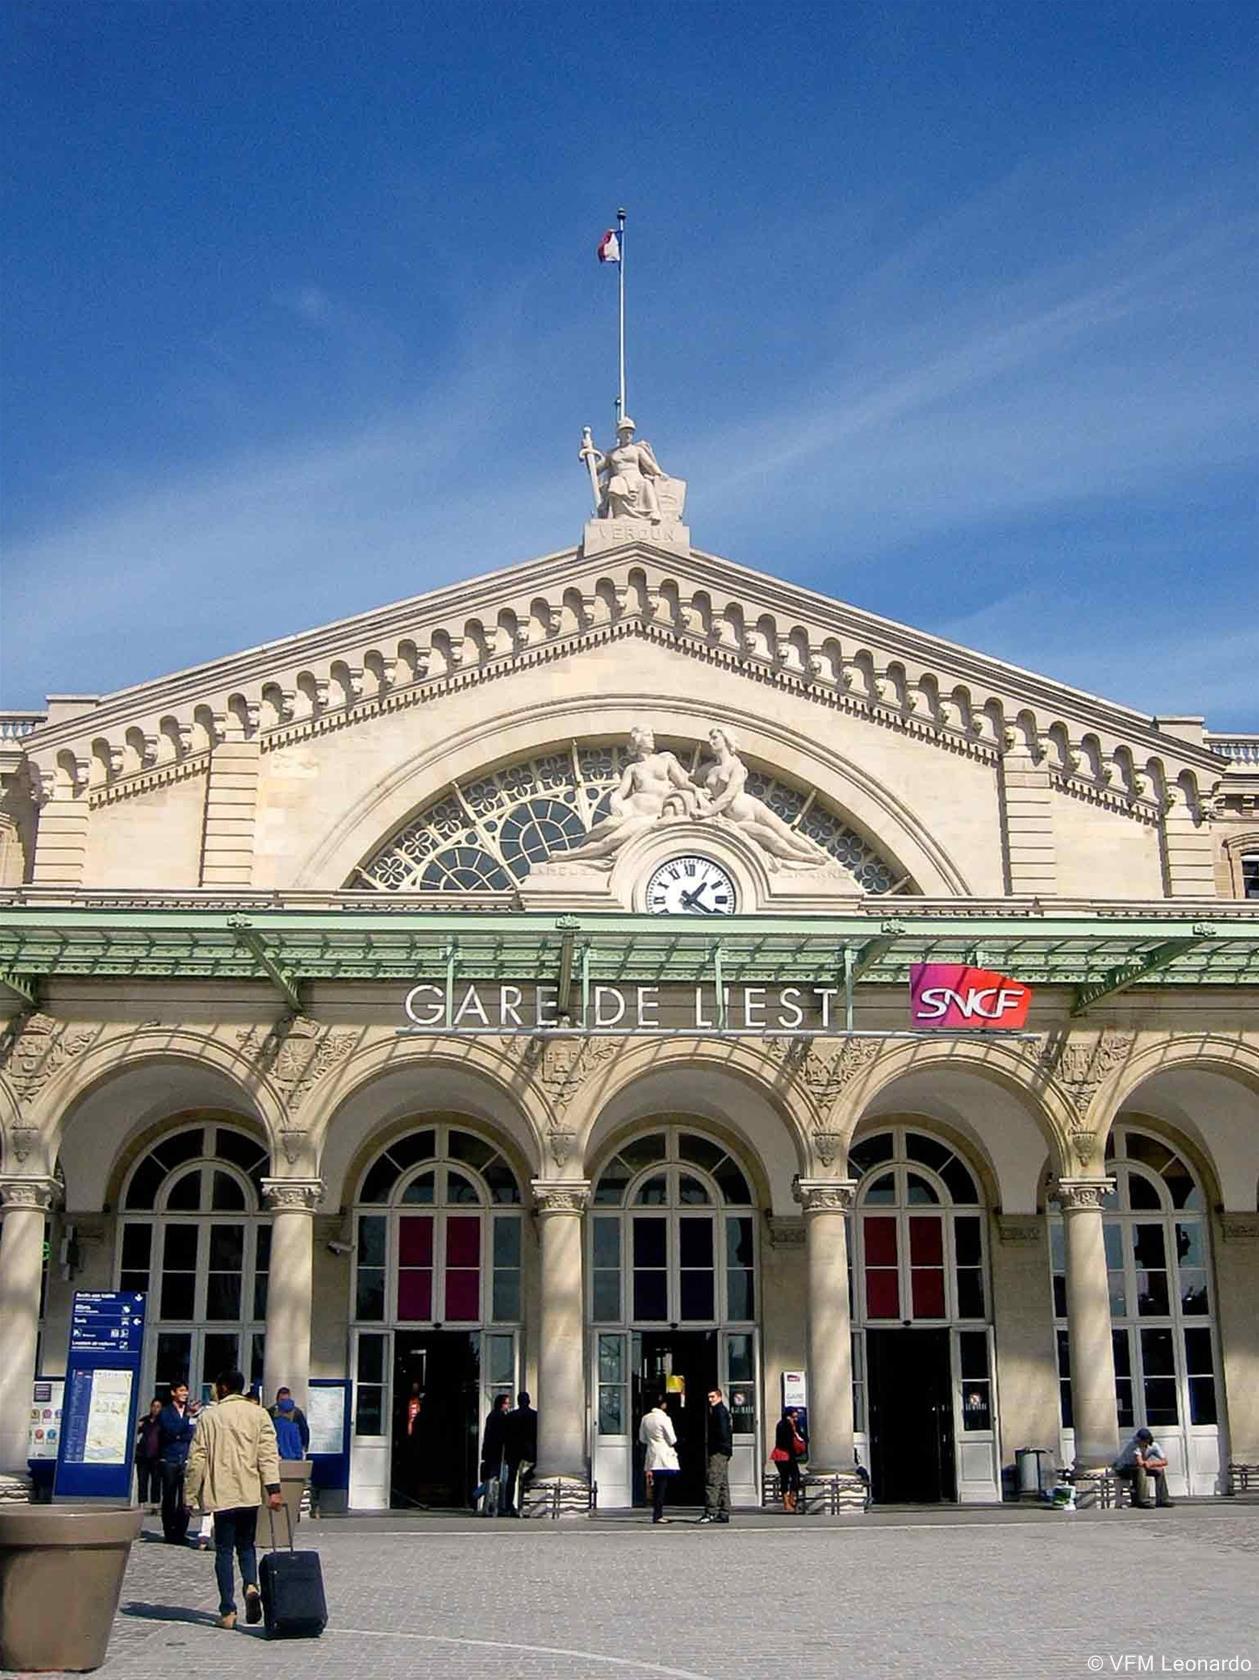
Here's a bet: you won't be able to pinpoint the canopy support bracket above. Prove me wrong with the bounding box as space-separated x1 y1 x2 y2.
228 917 303 1014
1070 926 1215 1017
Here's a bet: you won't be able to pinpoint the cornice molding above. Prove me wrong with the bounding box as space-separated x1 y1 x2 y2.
20 546 1224 822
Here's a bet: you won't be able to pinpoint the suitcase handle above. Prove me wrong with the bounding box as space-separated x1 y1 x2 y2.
266 1497 296 1553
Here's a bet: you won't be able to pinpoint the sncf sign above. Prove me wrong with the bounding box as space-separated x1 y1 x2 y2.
910 964 1032 1030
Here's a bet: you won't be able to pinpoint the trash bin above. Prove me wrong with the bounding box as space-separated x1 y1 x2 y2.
0 1504 142 1672
1015 1447 1049 1499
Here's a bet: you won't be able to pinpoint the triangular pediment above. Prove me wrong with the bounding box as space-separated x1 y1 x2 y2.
22 539 1225 810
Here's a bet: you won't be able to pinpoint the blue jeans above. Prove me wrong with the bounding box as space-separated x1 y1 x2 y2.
212 1507 259 1615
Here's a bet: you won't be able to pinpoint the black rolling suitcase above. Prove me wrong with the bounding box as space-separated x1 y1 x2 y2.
259 1504 327 1639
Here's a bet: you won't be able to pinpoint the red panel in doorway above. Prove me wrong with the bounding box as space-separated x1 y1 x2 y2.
863 1216 898 1266
398 1216 433 1266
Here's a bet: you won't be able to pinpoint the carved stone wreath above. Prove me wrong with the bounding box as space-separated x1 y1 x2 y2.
235 1017 355 1112
0 1013 94 1107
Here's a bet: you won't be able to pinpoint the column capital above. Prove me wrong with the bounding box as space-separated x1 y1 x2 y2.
1055 1177 1114 1211
530 1179 591 1216
261 1178 324 1213
0 1176 61 1213
794 1178 857 1214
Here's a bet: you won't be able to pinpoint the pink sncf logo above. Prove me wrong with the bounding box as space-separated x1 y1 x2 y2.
909 964 1032 1030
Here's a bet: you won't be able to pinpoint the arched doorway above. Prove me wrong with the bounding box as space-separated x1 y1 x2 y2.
347 1122 523 1510
115 1120 271 1403
849 1127 998 1503
587 1126 760 1509
1049 1123 1222 1495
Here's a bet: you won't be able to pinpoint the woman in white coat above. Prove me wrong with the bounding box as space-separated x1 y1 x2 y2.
638 1399 680 1524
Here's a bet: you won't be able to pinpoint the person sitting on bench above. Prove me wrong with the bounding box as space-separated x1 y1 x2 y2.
1114 1427 1174 1508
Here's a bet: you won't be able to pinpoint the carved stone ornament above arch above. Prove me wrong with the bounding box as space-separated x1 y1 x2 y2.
305 699 966 899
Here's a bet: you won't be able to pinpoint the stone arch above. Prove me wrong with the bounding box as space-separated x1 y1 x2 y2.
104 1106 272 1213
306 1040 547 1209
568 1039 813 1214
26 1030 285 1210
1088 1038 1259 1211
827 1039 1076 1204
336 1109 534 1221
296 692 969 897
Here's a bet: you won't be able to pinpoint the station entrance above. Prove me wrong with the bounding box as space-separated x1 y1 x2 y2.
632 1330 720 1507
390 1331 481 1509
865 1327 956 1503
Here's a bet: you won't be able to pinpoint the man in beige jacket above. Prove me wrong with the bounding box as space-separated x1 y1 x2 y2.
185 1369 283 1629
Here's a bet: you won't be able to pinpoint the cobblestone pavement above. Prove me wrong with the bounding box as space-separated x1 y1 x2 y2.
54 1505 1259 1679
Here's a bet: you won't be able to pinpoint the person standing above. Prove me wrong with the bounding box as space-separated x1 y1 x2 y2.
698 1387 733 1524
157 1380 198 1544
638 1398 680 1525
472 1394 510 1510
502 1390 538 1517
272 1396 306 1462
771 1407 806 1513
269 1387 310 1455
184 1368 283 1631
134 1398 163 1512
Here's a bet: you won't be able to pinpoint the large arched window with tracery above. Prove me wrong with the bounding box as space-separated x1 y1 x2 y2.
848 1128 998 1503
353 743 901 894
1049 1124 1220 1491
116 1122 270 1399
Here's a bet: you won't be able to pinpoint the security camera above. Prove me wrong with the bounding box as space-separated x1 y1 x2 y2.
325 1239 355 1257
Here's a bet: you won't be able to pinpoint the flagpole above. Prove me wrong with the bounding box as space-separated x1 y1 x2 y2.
617 206 627 423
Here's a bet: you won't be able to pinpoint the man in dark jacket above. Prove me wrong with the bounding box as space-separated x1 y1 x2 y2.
699 1387 734 1524
157 1381 198 1544
502 1391 538 1517
269 1387 311 1453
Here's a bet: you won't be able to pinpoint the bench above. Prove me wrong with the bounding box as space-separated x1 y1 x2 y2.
1066 1468 1130 1509
520 1477 597 1518
1227 1463 1259 1496
761 1468 870 1513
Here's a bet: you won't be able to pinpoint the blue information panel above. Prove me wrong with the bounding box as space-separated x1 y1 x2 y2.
53 1291 147 1503
307 1379 352 1492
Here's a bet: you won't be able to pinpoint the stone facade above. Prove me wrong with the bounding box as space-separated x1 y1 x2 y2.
0 538 1255 1509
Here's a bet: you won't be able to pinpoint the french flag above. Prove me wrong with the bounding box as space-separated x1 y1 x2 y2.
597 227 621 264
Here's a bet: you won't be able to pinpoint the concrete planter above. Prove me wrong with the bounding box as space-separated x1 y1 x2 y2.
258 1460 311 1538
0 1505 142 1673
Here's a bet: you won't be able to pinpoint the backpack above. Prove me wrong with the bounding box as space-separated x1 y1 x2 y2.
274 1412 304 1461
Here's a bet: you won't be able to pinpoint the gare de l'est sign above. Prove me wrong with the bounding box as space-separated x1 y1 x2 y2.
401 962 1034 1035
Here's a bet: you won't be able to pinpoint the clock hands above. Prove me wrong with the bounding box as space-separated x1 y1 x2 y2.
679 882 717 914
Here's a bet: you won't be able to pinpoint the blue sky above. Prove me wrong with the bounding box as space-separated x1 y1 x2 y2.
2 0 1256 727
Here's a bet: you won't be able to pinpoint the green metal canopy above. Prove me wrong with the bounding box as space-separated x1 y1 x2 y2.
1 902 1257 1019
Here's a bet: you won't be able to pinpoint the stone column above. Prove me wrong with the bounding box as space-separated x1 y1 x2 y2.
796 1180 859 1476
0 1177 59 1498
529 1180 590 1498
1058 1178 1119 1469
261 1180 322 1408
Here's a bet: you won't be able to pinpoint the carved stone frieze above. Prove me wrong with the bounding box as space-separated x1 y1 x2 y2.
524 1037 619 1114
996 1214 1044 1246
236 1017 355 1113
765 1037 881 1112
794 1177 857 1214
261 1178 324 1213
1218 1214 1259 1244
767 1215 806 1249
1055 1178 1115 1212
1039 1029 1135 1120
0 1175 61 1212
0 1013 94 1106
530 1179 591 1215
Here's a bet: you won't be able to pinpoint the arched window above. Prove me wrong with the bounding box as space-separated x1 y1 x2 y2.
847 1129 996 1499
588 1129 755 1327
117 1122 270 1397
351 1125 523 1330
1050 1126 1218 1442
355 744 901 894
849 1129 985 1325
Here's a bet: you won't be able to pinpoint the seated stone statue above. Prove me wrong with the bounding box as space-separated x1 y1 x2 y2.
561 727 702 863
692 728 830 869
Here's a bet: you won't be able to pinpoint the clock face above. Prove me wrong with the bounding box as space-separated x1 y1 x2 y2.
645 855 737 916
